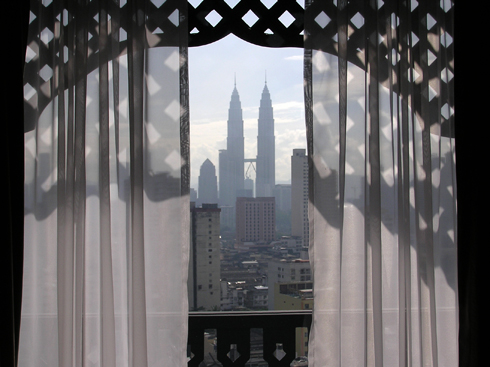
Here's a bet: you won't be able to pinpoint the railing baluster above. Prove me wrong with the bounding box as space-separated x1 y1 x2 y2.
217 327 250 367
187 327 205 367
263 327 296 367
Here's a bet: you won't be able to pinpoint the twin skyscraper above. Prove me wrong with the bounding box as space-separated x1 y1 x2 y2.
197 79 276 228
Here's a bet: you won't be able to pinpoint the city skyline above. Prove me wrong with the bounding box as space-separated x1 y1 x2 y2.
189 34 306 190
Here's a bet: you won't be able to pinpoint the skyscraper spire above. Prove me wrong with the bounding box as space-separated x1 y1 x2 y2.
256 80 275 197
219 82 245 221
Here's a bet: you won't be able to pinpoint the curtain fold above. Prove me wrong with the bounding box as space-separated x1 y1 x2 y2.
304 0 457 366
1 2 30 367
21 0 189 365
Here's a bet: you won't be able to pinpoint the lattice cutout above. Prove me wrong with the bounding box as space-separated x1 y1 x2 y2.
227 344 241 362
187 0 305 47
242 10 259 27
206 10 223 27
273 343 286 361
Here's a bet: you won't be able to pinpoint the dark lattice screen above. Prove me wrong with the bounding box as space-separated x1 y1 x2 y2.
24 0 454 136
187 0 304 47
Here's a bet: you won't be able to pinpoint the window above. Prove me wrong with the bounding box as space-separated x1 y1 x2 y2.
14 1 465 367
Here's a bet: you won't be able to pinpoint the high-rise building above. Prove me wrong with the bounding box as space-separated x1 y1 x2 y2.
255 82 275 197
243 177 254 198
198 158 218 206
190 187 198 202
188 203 221 311
219 84 245 208
219 84 245 230
267 258 312 310
291 149 309 247
274 184 292 235
235 197 276 243
274 184 291 213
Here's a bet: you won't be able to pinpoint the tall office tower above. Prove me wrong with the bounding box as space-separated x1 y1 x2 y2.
244 177 254 197
255 82 275 197
219 84 245 230
267 258 312 310
198 158 218 206
274 184 292 235
291 149 309 247
218 149 230 205
235 197 275 243
274 184 291 213
190 188 198 202
188 203 221 311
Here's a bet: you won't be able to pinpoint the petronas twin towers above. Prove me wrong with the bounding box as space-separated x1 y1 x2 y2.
219 80 275 209
255 82 276 197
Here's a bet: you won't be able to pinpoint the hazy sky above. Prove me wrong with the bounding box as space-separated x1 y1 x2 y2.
188 34 307 190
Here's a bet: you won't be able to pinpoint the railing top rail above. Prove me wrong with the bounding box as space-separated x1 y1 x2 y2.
189 310 312 318
188 310 313 332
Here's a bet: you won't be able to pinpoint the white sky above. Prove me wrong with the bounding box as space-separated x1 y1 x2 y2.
188 34 307 190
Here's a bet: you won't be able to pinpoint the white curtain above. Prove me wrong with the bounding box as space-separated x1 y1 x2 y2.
21 0 458 366
21 0 189 366
305 0 457 366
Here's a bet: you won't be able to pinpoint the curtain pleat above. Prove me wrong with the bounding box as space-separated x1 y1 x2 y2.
98 1 117 365
365 2 384 365
1 2 29 366
21 1 189 366
126 1 149 365
305 0 457 366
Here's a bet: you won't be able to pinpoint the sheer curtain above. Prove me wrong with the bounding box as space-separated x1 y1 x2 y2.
20 0 458 366
21 0 189 365
304 0 457 366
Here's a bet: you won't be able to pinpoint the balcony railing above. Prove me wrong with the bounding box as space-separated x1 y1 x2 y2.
188 310 312 367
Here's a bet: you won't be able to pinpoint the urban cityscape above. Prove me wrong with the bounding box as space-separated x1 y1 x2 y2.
188 80 313 319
